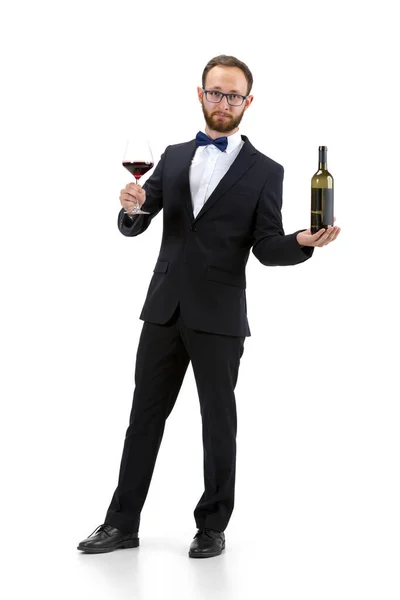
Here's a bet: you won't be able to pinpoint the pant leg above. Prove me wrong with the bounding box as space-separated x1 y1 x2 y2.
177 315 245 532
105 306 190 534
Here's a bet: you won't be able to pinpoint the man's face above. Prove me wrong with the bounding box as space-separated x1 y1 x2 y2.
197 66 253 134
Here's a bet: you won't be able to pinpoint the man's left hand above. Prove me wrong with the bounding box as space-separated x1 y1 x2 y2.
297 217 341 248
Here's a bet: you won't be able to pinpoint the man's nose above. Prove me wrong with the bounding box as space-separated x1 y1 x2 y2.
217 95 230 109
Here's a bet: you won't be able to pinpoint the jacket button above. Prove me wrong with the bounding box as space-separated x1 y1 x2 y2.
190 225 196 232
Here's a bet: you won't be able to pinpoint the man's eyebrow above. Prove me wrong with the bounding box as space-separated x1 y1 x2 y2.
210 86 244 94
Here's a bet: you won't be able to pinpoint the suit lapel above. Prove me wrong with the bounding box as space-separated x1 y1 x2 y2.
172 140 197 221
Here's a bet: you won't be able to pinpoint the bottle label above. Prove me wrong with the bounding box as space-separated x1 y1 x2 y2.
311 188 334 232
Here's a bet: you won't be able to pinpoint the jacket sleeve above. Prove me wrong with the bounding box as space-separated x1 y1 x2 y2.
251 165 314 266
117 147 168 237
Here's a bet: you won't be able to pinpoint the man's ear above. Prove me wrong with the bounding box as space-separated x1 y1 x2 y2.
197 86 203 103
244 95 254 111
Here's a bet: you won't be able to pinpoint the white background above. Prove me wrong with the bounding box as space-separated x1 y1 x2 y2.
1 0 399 598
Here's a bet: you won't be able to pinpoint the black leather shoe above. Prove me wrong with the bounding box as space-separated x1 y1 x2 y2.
77 523 139 554
188 528 225 558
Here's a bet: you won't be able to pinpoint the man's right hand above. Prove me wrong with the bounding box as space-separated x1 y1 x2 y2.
120 182 147 214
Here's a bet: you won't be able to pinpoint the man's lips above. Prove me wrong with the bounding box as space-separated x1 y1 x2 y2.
214 113 230 119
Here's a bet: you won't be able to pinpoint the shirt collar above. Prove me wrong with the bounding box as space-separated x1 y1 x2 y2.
225 129 243 154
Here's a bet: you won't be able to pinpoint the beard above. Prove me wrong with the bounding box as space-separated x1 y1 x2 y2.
201 101 245 133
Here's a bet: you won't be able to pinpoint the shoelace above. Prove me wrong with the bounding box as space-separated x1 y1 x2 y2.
194 528 220 539
88 523 113 538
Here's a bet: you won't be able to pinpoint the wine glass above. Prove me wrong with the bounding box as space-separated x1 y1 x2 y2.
122 139 154 215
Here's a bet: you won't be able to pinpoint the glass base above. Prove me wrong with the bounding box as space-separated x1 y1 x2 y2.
124 209 150 215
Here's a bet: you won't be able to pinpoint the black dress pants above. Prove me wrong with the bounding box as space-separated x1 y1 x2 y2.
105 303 245 534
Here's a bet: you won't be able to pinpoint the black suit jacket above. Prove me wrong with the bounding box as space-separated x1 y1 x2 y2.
117 135 314 337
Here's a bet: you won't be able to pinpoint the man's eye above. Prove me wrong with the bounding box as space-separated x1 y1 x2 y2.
229 95 239 100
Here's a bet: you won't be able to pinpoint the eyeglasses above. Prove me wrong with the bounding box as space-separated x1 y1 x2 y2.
202 88 248 107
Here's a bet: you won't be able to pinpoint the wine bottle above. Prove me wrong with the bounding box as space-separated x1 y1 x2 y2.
311 146 334 234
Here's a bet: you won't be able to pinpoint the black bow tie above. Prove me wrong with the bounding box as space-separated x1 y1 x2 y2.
195 131 228 152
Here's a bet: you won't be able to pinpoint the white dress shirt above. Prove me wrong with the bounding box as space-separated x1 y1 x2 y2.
189 130 244 218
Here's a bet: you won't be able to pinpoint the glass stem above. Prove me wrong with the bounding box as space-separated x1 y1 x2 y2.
135 177 139 211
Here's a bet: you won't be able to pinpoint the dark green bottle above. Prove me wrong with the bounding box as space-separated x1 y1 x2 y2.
311 146 334 234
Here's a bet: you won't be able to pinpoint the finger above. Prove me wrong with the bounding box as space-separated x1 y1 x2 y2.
313 228 327 241
121 199 137 210
321 226 339 245
120 194 135 206
329 225 340 239
121 191 141 203
314 227 331 246
126 182 143 193
122 200 136 210
123 189 136 199
125 185 145 202
121 194 136 204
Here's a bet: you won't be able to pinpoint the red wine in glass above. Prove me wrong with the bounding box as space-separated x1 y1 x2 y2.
122 140 154 215
123 161 154 180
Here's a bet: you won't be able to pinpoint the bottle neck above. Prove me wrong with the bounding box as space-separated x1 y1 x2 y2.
319 148 327 171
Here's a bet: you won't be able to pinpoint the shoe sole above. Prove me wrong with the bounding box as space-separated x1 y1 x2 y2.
77 538 139 553
188 541 225 558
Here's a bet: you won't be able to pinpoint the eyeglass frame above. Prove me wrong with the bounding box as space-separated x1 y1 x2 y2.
201 88 249 107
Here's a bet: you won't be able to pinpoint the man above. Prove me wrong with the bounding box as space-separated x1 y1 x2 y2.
78 55 340 559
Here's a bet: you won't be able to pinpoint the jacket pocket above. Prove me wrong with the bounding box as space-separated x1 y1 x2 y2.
207 266 246 289
153 260 169 273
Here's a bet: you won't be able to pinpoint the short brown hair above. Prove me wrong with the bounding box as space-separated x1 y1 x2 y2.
202 55 253 96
